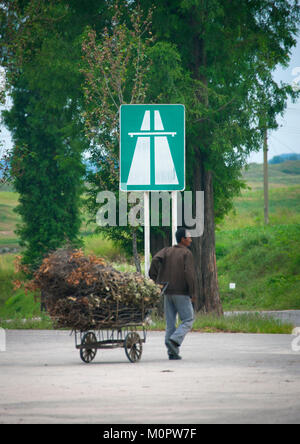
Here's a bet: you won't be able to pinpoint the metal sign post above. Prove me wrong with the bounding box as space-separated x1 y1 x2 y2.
172 191 178 246
144 191 150 277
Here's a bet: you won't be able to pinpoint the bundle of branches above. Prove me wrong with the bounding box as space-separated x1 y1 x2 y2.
31 248 161 330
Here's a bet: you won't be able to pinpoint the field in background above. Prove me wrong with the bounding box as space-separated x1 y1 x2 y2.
216 224 300 310
0 160 300 322
217 194 300 309
216 161 300 310
242 160 300 190
0 190 20 249
219 185 300 230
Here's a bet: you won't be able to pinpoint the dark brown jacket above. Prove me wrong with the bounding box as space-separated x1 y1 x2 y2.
149 245 196 299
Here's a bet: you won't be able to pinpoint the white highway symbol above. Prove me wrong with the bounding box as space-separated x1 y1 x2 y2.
127 110 179 186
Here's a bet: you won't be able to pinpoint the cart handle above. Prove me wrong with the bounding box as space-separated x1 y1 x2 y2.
160 282 169 295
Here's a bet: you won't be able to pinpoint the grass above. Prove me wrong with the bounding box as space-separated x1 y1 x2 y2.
0 255 42 320
0 191 20 248
0 314 53 330
215 169 300 311
0 290 41 319
216 224 300 310
1 162 300 332
83 234 126 262
243 160 300 189
0 254 19 307
192 313 293 334
0 312 293 334
219 185 300 230
148 312 293 334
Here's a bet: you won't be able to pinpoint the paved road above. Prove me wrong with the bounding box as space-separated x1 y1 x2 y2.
0 330 300 424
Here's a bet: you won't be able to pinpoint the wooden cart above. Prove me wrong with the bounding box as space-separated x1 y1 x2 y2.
74 283 168 364
75 324 146 363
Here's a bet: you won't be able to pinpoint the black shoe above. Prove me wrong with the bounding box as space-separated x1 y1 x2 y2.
169 354 182 360
166 339 181 358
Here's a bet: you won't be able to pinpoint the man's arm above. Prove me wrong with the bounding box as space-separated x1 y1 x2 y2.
149 248 166 282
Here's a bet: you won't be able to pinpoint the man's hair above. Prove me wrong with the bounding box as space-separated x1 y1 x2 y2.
176 227 187 244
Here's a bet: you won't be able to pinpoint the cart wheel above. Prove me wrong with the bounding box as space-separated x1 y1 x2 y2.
80 332 97 363
124 332 143 363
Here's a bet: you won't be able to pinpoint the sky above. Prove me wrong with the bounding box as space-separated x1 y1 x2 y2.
1 35 300 165
248 35 300 163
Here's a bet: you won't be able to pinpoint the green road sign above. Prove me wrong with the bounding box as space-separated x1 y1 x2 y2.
120 104 185 191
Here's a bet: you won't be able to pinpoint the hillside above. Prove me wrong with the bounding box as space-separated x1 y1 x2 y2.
218 185 300 229
242 160 300 189
216 224 300 310
216 159 300 310
0 159 300 313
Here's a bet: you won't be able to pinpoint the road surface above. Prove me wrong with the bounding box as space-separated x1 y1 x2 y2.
0 330 300 424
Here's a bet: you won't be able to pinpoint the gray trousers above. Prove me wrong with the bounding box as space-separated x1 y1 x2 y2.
164 294 194 351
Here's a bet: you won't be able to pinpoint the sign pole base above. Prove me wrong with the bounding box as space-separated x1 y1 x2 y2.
172 191 178 246
144 192 150 278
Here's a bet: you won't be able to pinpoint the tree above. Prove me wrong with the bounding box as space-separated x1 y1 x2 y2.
140 0 300 313
0 0 108 270
81 2 152 272
81 2 187 271
0 67 6 179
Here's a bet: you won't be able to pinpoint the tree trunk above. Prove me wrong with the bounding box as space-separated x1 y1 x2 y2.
191 154 223 315
201 170 223 315
150 228 171 257
188 12 223 315
148 8 223 314
132 228 141 273
148 165 223 315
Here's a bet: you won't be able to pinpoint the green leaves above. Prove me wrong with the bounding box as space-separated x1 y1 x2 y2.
143 0 300 221
0 0 97 270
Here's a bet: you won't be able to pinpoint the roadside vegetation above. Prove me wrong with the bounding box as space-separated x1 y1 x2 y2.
0 162 299 333
0 308 293 334
216 163 300 311
217 224 300 311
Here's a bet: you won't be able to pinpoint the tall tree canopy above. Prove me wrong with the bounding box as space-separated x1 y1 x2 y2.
81 1 189 268
1 0 299 313
0 0 108 269
137 0 300 313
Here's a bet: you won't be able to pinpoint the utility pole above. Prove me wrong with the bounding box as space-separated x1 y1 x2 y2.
264 128 269 225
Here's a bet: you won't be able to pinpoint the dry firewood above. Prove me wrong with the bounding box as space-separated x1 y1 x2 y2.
31 248 161 330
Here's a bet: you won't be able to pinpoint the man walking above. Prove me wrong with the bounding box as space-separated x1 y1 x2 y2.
149 227 196 360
